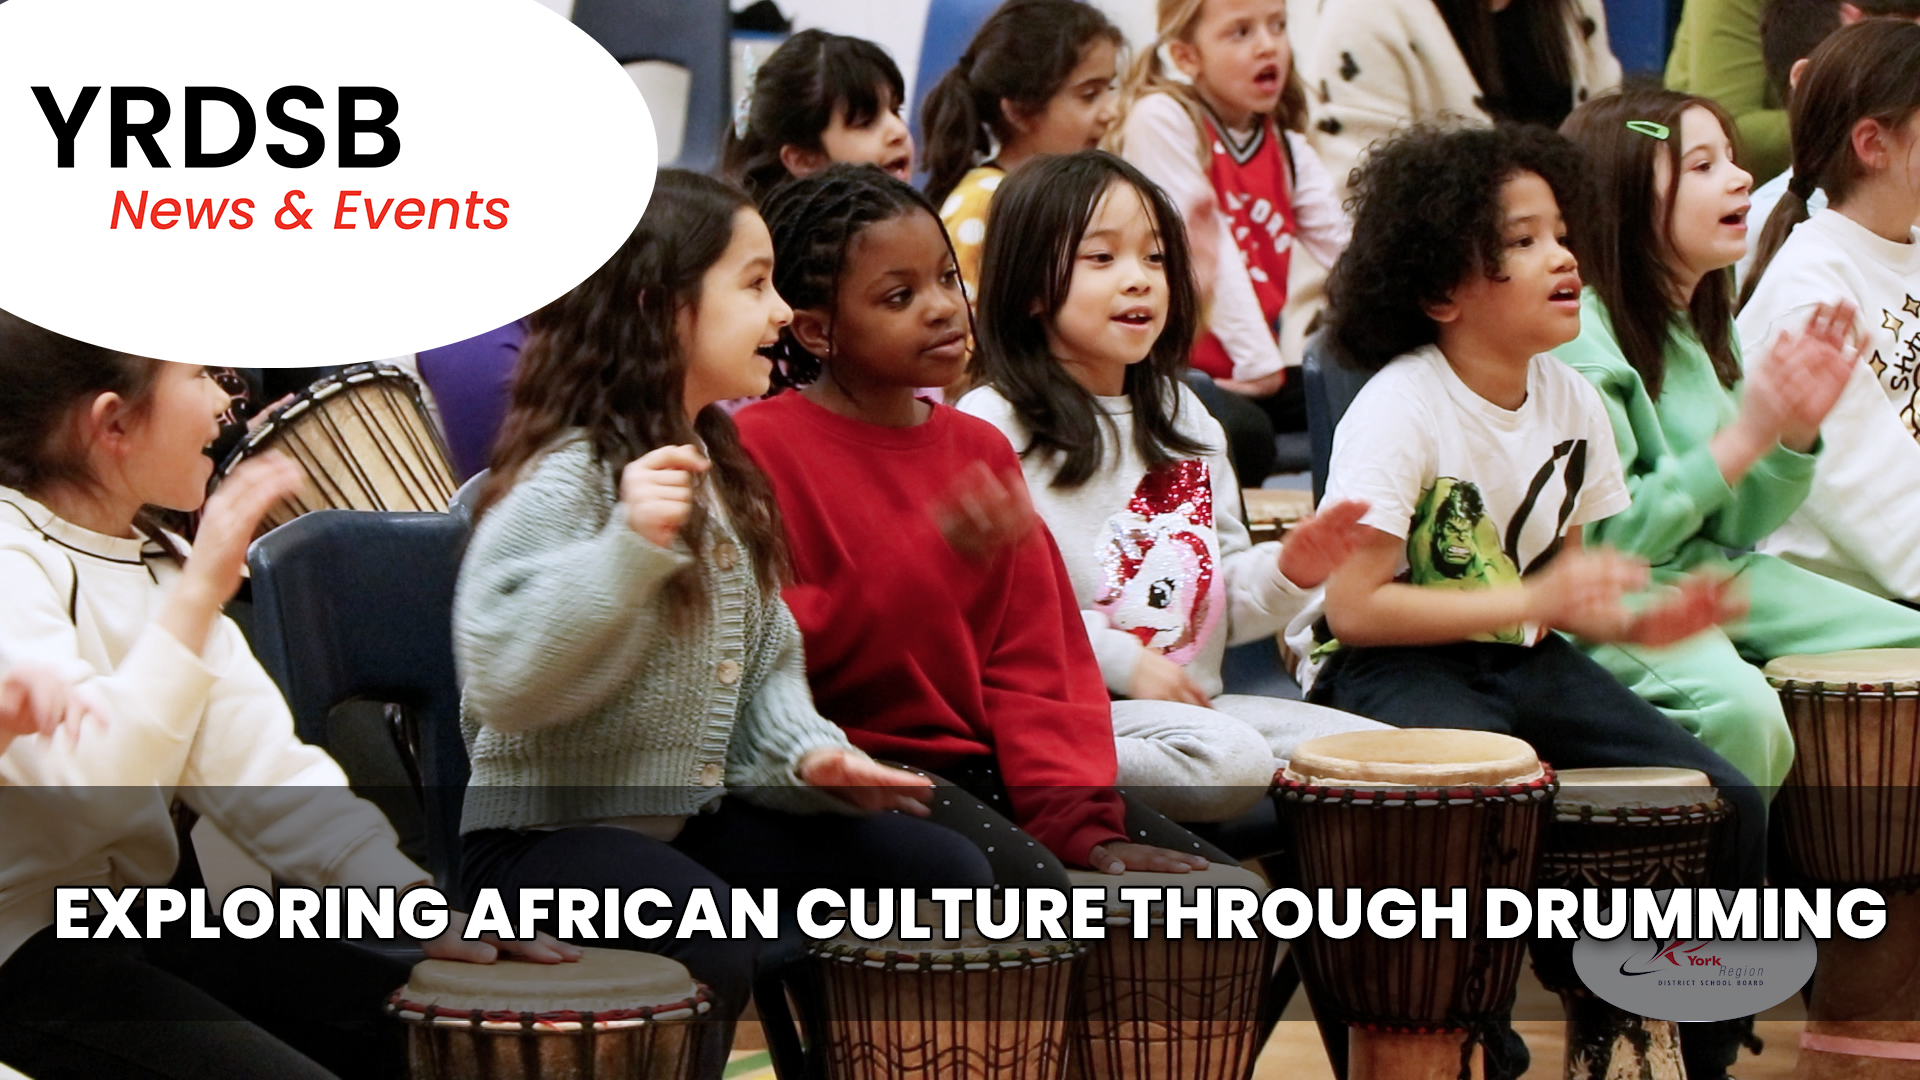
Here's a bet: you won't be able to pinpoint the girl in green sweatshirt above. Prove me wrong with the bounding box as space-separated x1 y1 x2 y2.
1557 87 1920 794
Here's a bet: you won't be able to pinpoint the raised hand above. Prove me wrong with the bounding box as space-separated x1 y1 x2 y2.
1085 841 1210 875
1742 300 1861 452
620 445 710 548
1278 499 1372 589
186 453 305 607
932 461 1036 560
796 749 936 816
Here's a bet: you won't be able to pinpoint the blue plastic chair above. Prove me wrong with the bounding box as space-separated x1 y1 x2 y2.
907 0 1001 182
1302 329 1375 504
247 510 472 897
570 0 731 173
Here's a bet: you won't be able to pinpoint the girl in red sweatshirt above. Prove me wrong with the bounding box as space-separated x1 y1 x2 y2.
736 165 1233 882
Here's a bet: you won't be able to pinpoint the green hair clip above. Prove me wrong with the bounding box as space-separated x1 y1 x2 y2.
1625 120 1670 140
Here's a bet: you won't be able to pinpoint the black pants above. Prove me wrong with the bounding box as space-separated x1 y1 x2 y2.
1310 635 1769 1079
0 924 411 1080
1308 634 1765 888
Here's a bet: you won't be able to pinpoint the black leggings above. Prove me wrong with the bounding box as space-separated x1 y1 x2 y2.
0 924 411 1080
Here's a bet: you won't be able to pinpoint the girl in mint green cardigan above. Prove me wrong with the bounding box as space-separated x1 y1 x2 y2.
1557 88 1920 794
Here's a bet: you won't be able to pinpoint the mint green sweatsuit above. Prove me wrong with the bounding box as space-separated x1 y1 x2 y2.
1554 290 1920 792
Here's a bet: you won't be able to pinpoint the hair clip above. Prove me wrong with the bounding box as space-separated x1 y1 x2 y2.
1625 120 1670 140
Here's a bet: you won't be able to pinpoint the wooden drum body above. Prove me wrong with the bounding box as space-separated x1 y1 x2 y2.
1765 651 1920 1080
1277 729 1555 1080
1531 767 1728 1080
1064 864 1276 1080
386 946 713 1080
807 907 1084 1080
218 362 457 534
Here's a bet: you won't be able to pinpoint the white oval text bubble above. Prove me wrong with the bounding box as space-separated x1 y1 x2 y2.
0 0 655 367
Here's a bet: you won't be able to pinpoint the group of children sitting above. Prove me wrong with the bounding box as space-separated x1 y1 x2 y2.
3 1 1920 1078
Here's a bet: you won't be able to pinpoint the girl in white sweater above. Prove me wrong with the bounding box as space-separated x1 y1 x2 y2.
0 310 572 1080
1738 20 1920 600
958 151 1383 775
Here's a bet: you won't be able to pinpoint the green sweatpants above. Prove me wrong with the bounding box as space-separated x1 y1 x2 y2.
1585 551 1920 792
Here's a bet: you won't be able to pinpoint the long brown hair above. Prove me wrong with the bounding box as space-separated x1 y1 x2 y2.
1561 89 1744 399
0 309 182 555
1116 0 1311 166
479 170 788 620
1740 19 1920 309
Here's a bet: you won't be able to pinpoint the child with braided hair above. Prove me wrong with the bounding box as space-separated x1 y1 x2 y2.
735 165 1272 883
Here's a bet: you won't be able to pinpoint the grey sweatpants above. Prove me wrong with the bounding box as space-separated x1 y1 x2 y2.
1111 695 1388 822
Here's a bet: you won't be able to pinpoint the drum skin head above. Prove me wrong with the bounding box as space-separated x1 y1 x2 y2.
1284 729 1542 788
401 947 697 1014
1764 649 1920 690
1552 767 1715 813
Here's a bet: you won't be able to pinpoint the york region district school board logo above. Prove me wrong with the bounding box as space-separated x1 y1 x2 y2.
1573 897 1818 1022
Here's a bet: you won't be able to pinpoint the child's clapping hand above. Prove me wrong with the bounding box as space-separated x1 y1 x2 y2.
0 663 103 752
1526 548 1742 646
620 445 711 548
933 461 1037 560
1278 499 1372 589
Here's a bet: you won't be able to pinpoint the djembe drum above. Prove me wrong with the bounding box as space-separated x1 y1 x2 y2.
218 362 457 534
1766 651 1920 1080
1063 864 1275 1080
1529 767 1730 1080
1277 729 1555 1080
806 901 1084 1080
386 946 713 1079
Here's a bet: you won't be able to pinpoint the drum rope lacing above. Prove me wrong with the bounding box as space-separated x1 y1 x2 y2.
1278 772 1557 1080
1774 678 1920 892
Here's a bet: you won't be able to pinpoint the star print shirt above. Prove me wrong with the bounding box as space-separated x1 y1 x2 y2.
1738 209 1920 600
959 382 1309 698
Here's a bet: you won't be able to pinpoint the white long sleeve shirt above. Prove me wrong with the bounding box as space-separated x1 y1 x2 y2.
1740 210 1920 599
958 383 1310 697
1120 93 1351 382
0 488 426 966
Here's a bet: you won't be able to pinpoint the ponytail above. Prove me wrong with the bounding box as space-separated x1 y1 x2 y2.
1114 0 1311 167
920 0 1123 208
921 61 989 208
1737 20 1920 311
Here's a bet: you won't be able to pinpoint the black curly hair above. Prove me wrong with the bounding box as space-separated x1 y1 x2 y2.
758 163 963 390
1326 124 1590 372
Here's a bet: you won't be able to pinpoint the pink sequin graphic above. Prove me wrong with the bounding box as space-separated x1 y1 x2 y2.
1093 460 1221 663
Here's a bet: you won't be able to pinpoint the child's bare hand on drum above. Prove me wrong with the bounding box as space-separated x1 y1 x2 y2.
1622 572 1746 648
1086 841 1210 875
245 393 297 434
1278 499 1371 589
424 907 584 965
797 749 936 816
932 461 1036 560
1128 651 1211 708
620 445 710 548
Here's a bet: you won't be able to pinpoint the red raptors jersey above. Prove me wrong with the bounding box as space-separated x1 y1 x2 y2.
1190 113 1297 380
